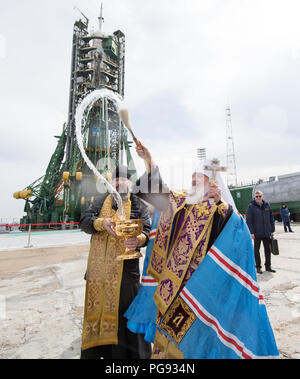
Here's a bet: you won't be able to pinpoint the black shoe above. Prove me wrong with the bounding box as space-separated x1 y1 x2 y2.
266 268 276 273
289 230 294 233
256 268 263 274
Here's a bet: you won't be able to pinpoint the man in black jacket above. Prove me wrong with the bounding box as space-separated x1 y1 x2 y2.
79 165 152 359
246 190 276 274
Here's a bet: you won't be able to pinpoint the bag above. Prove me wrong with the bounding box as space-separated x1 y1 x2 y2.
269 237 279 255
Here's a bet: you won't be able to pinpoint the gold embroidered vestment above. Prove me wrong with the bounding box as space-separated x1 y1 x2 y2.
81 195 131 351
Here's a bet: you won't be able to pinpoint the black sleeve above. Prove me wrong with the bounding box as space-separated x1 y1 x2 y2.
207 205 233 251
269 206 275 233
246 204 254 234
132 167 170 211
79 193 108 235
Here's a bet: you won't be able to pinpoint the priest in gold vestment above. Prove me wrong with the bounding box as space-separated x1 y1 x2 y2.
128 142 236 358
79 165 152 359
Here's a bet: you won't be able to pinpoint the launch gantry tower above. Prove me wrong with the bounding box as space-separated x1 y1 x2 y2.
14 6 136 228
226 107 238 187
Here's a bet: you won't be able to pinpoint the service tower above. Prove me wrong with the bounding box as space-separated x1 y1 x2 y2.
14 6 136 228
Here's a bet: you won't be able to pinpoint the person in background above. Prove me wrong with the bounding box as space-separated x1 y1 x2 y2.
246 190 276 274
280 203 294 233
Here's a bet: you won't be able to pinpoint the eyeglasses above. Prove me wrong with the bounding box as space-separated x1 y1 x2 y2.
255 195 262 198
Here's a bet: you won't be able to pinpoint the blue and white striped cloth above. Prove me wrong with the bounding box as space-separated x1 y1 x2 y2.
126 210 279 359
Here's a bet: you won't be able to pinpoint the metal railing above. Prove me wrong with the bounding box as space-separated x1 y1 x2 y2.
0 221 80 248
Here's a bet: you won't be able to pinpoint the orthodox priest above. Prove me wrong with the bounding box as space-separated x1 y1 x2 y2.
79 165 152 359
125 142 279 359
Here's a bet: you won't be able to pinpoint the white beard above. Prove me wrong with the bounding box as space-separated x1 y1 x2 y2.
186 185 207 205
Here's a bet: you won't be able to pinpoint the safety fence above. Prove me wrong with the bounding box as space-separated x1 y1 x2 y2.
0 222 79 228
0 222 81 249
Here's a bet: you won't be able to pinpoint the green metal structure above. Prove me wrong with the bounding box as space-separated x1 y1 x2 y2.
230 185 253 216
230 178 300 222
15 7 137 229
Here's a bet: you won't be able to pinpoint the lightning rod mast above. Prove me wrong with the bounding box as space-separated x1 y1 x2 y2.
226 106 238 187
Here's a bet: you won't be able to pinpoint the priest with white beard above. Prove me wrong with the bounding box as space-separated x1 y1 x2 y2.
132 142 237 281
126 141 279 359
130 142 235 357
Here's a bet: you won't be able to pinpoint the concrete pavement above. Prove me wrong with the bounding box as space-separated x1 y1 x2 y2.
0 224 299 359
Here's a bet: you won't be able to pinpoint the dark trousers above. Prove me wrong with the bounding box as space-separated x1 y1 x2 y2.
254 238 271 269
283 221 292 232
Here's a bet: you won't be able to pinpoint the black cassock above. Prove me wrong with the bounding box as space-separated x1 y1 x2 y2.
79 193 152 359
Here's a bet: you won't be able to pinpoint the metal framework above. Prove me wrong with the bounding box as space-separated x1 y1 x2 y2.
15 6 137 228
226 107 238 187
197 148 207 163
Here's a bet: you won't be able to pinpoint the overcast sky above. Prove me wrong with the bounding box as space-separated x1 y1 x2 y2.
1 0 300 219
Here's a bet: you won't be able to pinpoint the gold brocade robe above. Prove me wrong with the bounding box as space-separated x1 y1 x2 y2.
147 191 227 358
148 191 217 315
81 194 131 351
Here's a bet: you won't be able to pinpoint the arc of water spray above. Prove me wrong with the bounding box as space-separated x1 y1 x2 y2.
75 88 126 219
